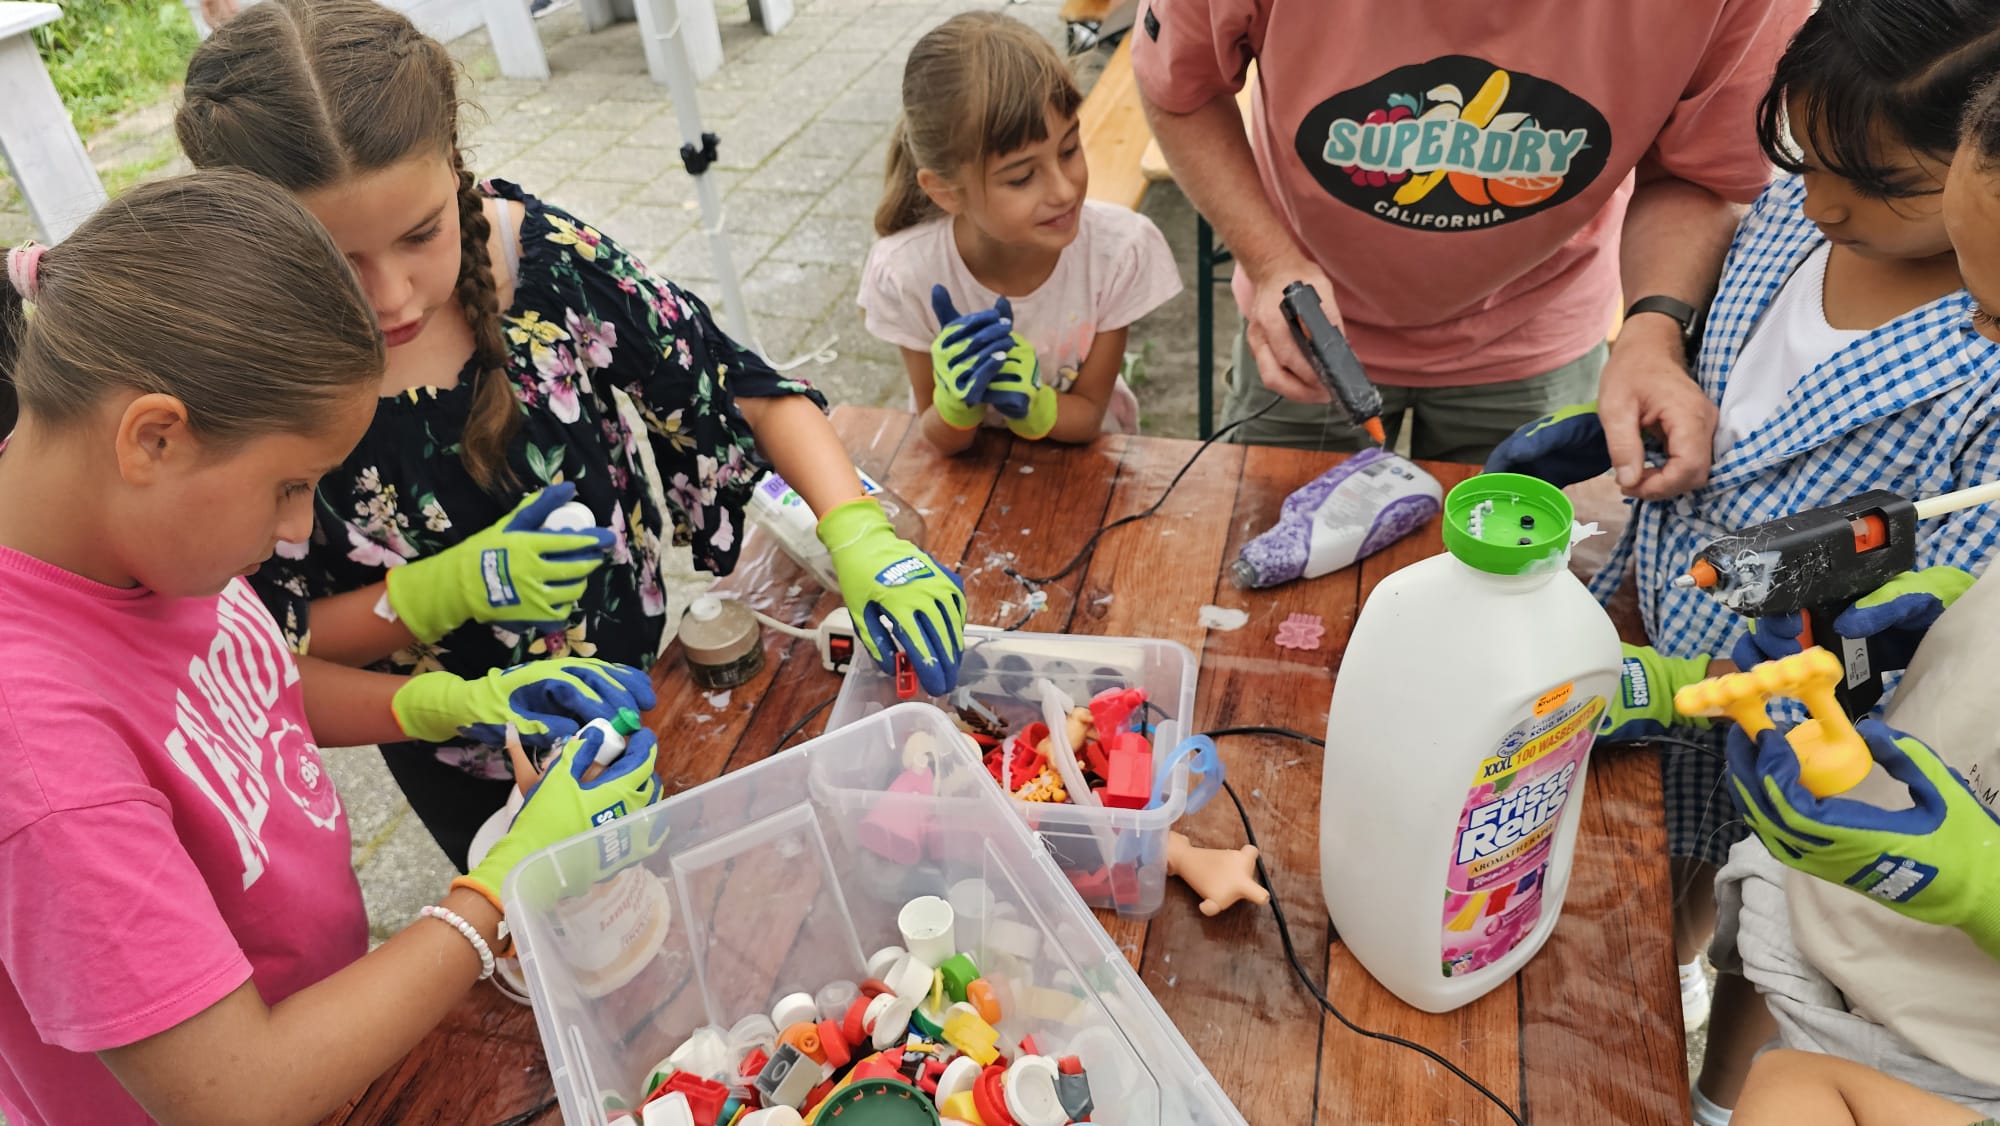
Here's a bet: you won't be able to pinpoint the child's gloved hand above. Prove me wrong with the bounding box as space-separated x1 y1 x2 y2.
929 286 1012 430
1730 567 1974 676
385 483 613 643
1831 567 1975 672
1484 402 1610 488
817 497 966 696
984 297 1057 439
1599 643 1712 742
1727 718 2000 959
460 723 664 905
391 658 656 747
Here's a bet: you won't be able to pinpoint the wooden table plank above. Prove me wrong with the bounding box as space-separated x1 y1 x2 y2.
1520 748 1686 1125
1133 444 1358 1124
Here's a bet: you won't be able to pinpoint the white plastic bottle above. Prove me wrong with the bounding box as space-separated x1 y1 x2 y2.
745 470 925 592
1320 474 1621 1013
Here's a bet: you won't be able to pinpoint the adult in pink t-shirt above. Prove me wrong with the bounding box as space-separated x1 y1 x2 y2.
1134 0 1809 487
0 568 367 1125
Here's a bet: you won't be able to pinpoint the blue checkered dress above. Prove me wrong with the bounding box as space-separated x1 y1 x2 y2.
1592 176 2000 864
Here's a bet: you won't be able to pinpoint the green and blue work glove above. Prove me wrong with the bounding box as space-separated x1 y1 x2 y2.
1727 718 2000 959
817 496 967 697
983 297 1057 440
384 482 613 644
1599 643 1713 742
1484 402 1610 488
391 657 656 748
460 722 664 905
929 286 1013 430
1731 567 1975 673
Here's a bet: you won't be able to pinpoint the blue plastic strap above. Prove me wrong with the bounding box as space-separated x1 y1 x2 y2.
1152 735 1224 814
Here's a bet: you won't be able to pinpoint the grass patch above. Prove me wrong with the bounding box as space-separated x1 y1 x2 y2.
33 0 198 139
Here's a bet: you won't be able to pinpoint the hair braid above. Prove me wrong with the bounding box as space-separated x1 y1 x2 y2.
452 153 520 494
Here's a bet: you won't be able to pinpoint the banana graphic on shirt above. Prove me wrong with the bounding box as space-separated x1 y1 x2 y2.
1393 69 1512 207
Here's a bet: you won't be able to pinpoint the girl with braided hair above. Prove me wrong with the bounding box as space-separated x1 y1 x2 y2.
176 0 969 870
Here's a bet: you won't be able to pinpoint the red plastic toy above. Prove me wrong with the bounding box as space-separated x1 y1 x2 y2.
653 1072 728 1126
894 652 919 699
1101 732 1153 809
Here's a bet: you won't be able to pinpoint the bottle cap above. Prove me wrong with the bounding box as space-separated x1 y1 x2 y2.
814 1078 941 1124
1439 473 1574 576
1226 557 1262 590
688 595 722 622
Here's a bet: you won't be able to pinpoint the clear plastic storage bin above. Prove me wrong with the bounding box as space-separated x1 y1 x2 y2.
825 628 1202 917
506 703 1243 1125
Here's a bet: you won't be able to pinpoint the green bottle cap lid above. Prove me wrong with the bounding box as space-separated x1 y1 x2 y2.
1440 474 1574 576
614 707 644 736
816 1078 941 1124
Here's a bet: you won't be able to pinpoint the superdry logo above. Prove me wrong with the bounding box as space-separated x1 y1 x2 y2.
877 558 935 587
1296 55 1612 231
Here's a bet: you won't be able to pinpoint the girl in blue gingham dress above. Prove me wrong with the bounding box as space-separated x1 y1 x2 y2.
1594 172 2000 869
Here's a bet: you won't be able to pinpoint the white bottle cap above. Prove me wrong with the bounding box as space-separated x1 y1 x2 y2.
542 500 597 531
871 996 918 1050
933 1055 983 1108
770 991 818 1031
865 945 907 981
897 896 956 967
642 1092 695 1126
688 595 723 622
884 954 935 1002
1001 1056 1067 1126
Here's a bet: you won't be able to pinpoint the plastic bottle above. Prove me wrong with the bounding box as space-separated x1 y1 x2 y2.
1320 474 1621 1012
745 470 925 593
1229 448 1442 589
542 500 599 532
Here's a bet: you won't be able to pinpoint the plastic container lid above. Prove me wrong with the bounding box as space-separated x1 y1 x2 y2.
1439 473 1574 575
817 1078 942 1124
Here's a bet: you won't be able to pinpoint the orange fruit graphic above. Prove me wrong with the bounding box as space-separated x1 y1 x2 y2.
1448 171 1493 206
1488 174 1563 208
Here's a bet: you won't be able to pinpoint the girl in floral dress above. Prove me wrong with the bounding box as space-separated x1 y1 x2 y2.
175 0 969 868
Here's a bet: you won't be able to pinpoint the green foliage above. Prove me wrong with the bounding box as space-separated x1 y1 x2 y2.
32 0 197 138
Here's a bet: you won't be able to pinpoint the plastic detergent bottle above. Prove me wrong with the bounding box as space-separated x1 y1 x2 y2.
1229 448 1443 589
745 470 925 592
1320 474 1621 1012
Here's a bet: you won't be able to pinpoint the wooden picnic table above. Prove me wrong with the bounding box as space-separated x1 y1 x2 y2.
326 405 1686 1125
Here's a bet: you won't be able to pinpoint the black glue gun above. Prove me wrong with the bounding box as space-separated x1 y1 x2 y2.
1279 282 1386 446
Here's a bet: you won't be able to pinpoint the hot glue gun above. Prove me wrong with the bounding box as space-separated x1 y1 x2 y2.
1280 282 1386 446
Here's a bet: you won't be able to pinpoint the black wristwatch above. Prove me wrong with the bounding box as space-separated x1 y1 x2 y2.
1624 295 1703 363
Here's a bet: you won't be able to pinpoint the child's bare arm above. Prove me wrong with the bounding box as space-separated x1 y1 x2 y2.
293 585 417 668
294 654 409 747
1734 1050 1991 1126
1038 326 1128 444
735 393 867 514
98 887 502 1126
903 347 979 455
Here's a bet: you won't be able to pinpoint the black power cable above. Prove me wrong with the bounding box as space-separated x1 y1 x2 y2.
1201 725 1530 1126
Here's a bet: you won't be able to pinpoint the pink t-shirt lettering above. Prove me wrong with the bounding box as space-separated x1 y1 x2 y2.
0 553 366 1125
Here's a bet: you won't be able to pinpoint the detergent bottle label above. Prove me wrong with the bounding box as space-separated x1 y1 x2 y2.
1440 690 1604 977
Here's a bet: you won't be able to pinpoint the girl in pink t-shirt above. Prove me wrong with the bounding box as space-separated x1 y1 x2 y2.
860 11 1182 453
0 174 662 1126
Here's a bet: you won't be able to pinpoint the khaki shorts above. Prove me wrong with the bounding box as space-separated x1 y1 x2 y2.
1222 330 1608 464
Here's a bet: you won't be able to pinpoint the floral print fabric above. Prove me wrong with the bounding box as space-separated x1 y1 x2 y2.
253 180 824 778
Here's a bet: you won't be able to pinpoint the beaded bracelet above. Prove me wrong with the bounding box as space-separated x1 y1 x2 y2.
421 904 496 982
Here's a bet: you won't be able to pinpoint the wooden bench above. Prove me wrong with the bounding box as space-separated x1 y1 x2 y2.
1079 35 1152 213
0 1 106 243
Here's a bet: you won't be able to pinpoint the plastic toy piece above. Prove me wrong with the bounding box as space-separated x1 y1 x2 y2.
1012 767 1067 804
896 652 920 699
939 954 980 1002
1101 733 1154 809
964 978 1002 1025
941 1010 1001 1065
859 771 932 864
654 1073 728 1126
757 1044 821 1110
643 1092 696 1126
1166 831 1271 916
971 1065 1017 1126
1273 612 1326 651
779 1022 825 1065
772 992 819 1031
1088 687 1147 737
899 896 957 966
1673 647 1871 798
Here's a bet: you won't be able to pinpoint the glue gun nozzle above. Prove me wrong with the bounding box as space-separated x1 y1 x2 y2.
1671 574 1696 590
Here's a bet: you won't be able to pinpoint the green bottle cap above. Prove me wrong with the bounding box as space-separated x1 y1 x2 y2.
816 1078 942 1124
614 707 644 736
1440 473 1574 576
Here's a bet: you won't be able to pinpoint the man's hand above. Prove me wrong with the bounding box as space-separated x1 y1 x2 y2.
1597 314 1716 499
1238 250 1335 404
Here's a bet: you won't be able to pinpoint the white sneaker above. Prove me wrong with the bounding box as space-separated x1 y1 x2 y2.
1681 959 1712 1030
1691 1083 1732 1125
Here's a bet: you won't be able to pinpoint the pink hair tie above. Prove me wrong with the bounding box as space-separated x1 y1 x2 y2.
6 243 43 302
